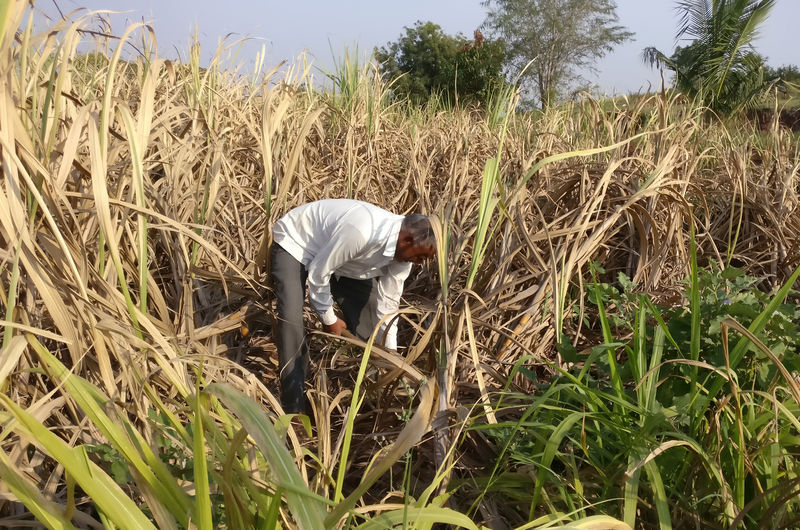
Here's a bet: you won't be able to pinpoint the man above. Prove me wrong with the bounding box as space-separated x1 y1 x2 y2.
270 199 436 413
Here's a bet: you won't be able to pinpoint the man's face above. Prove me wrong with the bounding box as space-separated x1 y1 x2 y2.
396 244 435 265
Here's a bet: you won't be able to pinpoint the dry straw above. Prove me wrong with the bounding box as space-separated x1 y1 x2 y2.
0 2 798 528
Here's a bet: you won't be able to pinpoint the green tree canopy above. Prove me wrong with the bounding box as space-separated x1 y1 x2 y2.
768 64 800 85
766 63 800 96
373 21 506 107
643 0 777 114
481 0 633 108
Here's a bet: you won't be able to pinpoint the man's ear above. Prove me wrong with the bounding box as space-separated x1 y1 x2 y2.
397 229 414 248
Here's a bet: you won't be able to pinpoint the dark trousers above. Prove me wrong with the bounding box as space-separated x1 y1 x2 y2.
270 242 377 413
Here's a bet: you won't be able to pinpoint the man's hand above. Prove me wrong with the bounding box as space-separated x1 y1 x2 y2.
323 317 348 336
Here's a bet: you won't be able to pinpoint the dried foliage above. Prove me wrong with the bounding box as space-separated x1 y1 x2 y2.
1 3 799 528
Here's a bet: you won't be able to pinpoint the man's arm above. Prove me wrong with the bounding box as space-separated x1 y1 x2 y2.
375 261 413 350
306 227 367 331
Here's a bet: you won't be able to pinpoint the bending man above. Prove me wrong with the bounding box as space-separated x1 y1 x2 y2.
270 199 435 413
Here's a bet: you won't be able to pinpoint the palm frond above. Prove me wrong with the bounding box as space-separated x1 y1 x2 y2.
641 47 674 70
710 0 776 97
675 0 713 40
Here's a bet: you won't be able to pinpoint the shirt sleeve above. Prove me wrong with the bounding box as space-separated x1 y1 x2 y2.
306 226 367 325
375 261 412 350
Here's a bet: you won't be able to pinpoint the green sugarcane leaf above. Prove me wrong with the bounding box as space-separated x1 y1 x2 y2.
205 383 327 530
0 395 156 530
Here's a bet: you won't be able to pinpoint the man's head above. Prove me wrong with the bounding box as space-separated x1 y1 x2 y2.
395 214 436 265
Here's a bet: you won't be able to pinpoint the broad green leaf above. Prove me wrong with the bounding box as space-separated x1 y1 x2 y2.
355 506 480 530
548 515 632 529
532 411 584 509
643 461 671 530
623 454 641 527
27 335 192 525
193 382 213 530
205 383 327 530
0 395 156 530
326 379 435 527
0 451 77 529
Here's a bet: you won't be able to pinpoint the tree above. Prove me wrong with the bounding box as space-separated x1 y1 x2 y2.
374 21 506 107
768 64 800 85
766 64 800 94
643 0 777 114
481 0 633 108
439 31 507 107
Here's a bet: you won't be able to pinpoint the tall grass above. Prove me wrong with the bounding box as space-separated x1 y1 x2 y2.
1 2 798 528
465 259 800 527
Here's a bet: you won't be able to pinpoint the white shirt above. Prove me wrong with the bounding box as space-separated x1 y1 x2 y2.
272 199 412 349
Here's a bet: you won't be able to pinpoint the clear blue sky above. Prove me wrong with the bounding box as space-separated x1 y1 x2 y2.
37 0 799 95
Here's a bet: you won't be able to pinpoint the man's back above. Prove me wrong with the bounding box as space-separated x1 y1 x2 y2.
272 199 405 280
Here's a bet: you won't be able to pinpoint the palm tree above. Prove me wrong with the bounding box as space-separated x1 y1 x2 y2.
643 0 777 114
